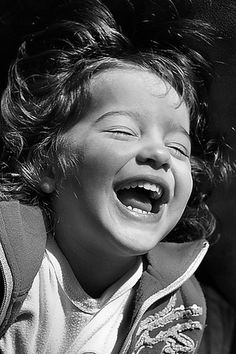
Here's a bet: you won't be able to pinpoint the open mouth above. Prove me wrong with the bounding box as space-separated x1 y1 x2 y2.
115 180 167 215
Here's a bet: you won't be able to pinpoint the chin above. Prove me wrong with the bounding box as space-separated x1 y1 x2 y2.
111 228 164 256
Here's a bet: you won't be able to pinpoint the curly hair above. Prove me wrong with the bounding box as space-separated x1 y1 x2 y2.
0 0 229 242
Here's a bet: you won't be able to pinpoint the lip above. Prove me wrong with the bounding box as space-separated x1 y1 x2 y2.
113 174 171 205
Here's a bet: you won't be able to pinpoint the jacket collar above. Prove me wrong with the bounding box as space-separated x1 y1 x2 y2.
0 201 208 299
0 201 47 295
0 201 208 302
147 239 208 287
132 239 209 315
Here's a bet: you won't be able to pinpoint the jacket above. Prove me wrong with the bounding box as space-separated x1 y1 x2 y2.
0 201 208 353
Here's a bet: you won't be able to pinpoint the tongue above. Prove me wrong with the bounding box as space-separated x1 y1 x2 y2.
117 189 152 213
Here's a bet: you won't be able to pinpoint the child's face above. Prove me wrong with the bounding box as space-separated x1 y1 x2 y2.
53 68 193 258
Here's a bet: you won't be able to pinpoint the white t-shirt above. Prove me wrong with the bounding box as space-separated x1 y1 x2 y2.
0 236 143 354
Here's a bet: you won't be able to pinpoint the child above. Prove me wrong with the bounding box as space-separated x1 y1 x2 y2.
0 0 227 353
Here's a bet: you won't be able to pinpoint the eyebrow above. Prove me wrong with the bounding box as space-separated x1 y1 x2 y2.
95 110 140 124
168 122 191 143
171 125 190 140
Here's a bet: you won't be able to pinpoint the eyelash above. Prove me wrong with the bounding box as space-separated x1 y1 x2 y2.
112 131 134 136
168 145 190 158
107 128 137 137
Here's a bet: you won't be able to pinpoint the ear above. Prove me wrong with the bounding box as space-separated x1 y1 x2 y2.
40 176 56 194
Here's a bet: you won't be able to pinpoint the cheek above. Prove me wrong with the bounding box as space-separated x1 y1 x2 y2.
175 164 193 204
185 174 193 203
80 138 134 181
183 170 193 202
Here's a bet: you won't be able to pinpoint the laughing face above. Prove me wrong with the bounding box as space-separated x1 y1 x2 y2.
53 68 193 259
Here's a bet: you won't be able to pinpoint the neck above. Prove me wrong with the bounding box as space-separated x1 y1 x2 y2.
55 237 139 298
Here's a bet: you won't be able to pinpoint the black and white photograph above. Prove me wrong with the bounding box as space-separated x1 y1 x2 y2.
0 1 235 353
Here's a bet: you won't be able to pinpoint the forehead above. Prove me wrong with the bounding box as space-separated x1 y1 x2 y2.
86 68 190 131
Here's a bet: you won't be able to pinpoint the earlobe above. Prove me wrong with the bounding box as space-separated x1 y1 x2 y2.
40 176 55 194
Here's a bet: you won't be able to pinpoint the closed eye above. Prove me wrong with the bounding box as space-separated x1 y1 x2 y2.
110 130 134 136
106 126 138 138
168 145 190 159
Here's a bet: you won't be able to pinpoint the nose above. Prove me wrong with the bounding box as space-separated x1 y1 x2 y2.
136 144 171 170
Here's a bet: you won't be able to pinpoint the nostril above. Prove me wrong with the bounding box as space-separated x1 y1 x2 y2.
162 161 171 172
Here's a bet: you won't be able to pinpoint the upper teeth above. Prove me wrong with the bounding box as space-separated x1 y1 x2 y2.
120 181 163 199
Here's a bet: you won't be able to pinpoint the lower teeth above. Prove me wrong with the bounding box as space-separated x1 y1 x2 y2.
127 206 152 215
